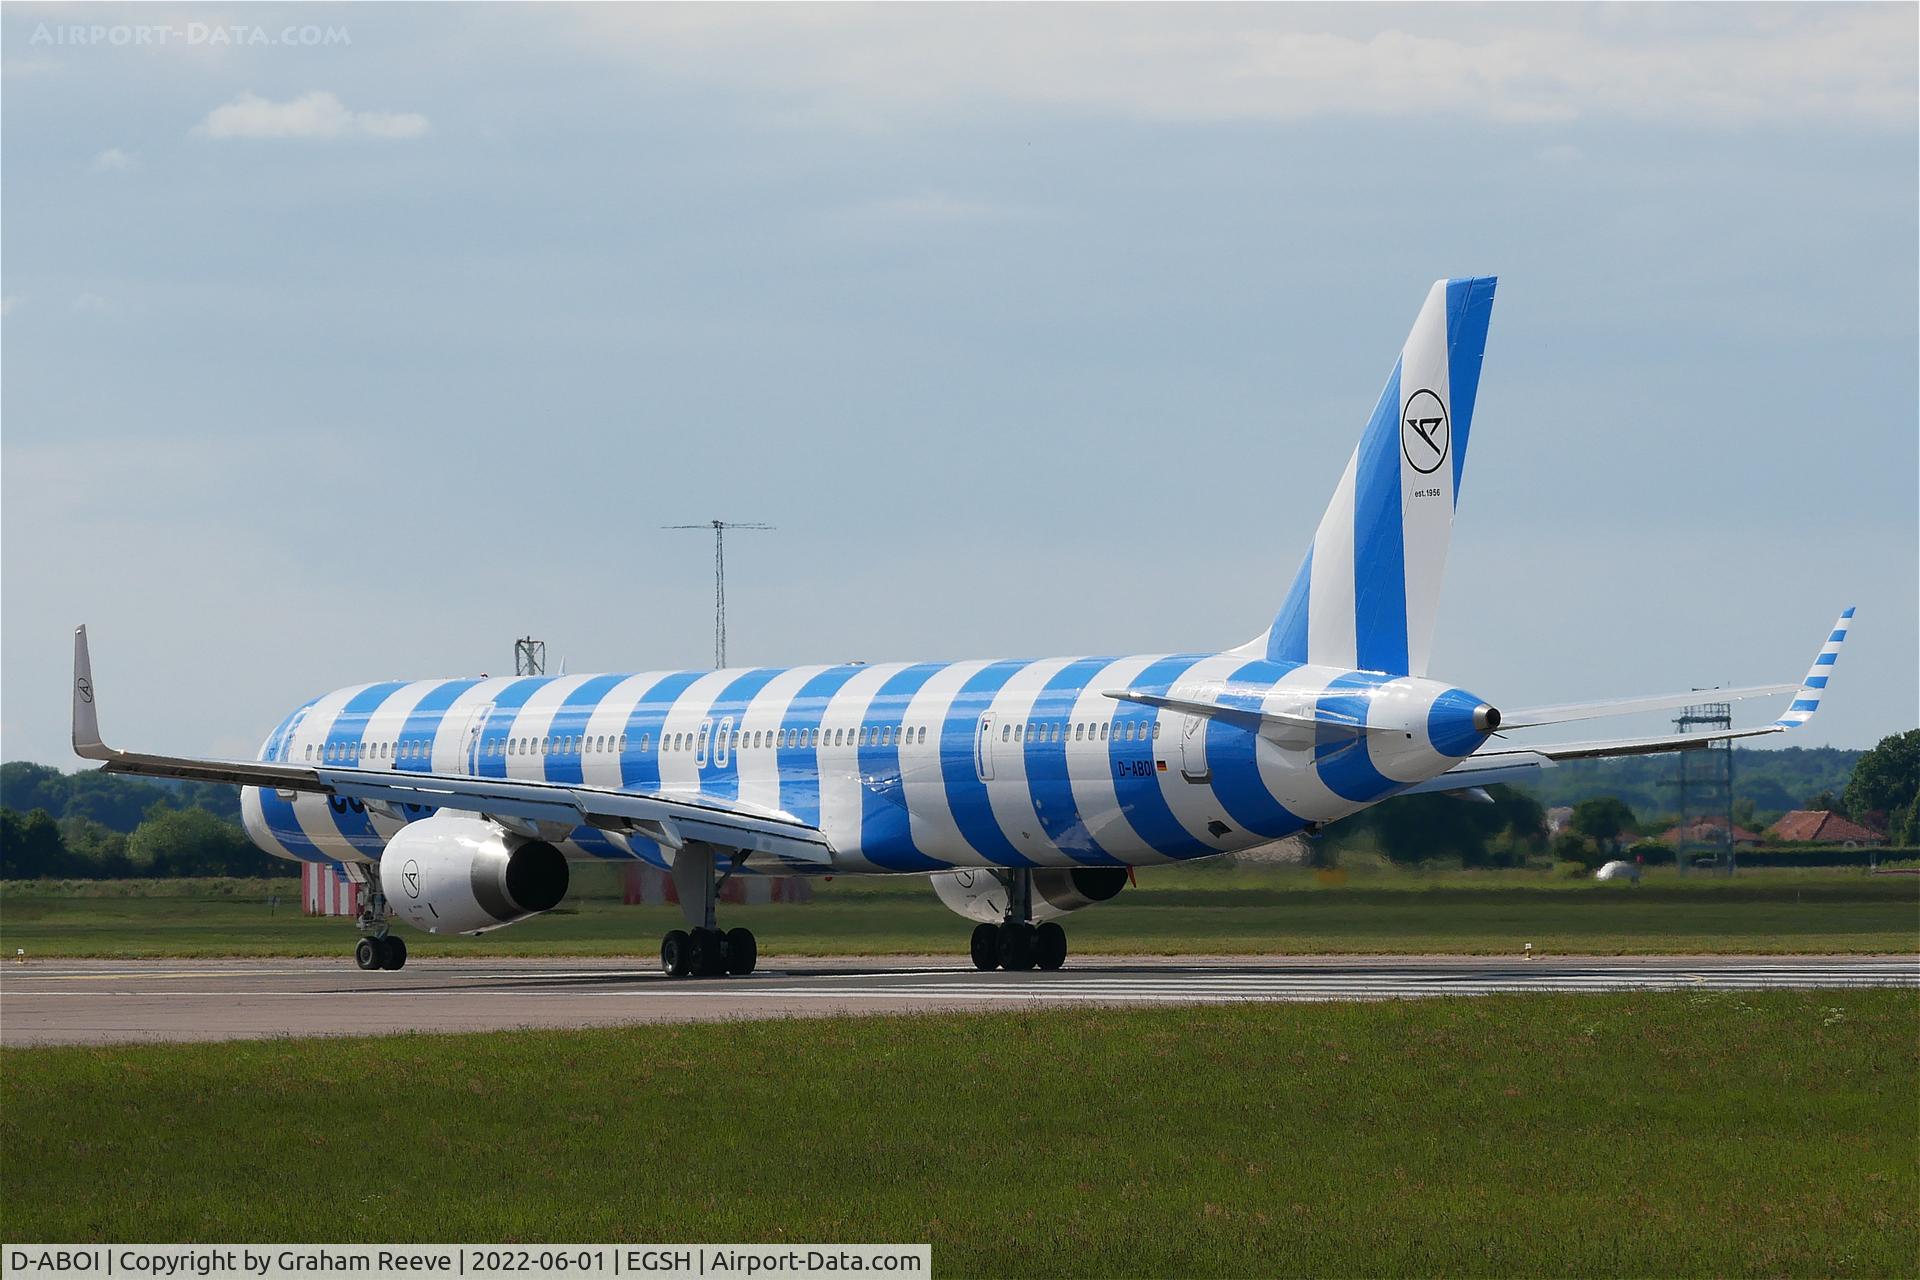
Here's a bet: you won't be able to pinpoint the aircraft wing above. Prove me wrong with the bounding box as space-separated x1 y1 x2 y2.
70 627 833 866
1406 608 1853 796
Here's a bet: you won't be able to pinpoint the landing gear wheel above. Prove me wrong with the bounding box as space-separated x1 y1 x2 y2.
970 923 1000 971
354 936 382 971
724 928 758 976
380 935 408 970
1035 922 1067 971
661 929 693 977
690 928 727 978
997 922 1036 972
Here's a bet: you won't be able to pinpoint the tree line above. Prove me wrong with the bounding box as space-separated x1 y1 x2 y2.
0 762 288 880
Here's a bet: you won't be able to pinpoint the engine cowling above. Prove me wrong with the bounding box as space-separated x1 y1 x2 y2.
379 811 570 936
931 866 1128 923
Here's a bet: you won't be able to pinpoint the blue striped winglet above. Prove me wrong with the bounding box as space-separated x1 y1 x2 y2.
1773 606 1854 728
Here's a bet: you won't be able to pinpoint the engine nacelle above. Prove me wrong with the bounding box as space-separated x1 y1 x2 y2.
380 811 570 936
930 866 1128 923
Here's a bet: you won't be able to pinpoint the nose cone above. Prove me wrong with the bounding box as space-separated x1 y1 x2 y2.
1429 688 1499 757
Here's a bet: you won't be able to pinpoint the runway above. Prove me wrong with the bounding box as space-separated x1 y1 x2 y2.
3 954 1912 1046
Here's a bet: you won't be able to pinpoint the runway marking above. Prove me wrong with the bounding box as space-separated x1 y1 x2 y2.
6 958 1912 1046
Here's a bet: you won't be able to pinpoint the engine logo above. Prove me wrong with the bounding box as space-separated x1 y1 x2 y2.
1401 388 1449 475
402 859 422 899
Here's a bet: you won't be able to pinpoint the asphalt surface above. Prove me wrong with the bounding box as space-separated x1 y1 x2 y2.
3 954 1913 1046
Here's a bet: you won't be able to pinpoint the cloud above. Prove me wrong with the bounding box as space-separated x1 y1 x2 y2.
567 6 1917 129
89 147 137 174
69 293 111 314
1 295 20 317
195 91 430 141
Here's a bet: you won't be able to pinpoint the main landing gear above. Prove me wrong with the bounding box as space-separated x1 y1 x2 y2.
659 841 757 978
968 869 1068 972
352 880 407 970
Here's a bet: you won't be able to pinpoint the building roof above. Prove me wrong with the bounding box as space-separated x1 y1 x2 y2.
1767 810 1884 845
1658 816 1763 846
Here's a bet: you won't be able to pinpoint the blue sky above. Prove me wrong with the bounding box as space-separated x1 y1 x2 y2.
3 2 1915 766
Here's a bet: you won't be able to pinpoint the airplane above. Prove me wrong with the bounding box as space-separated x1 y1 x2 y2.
70 276 1853 978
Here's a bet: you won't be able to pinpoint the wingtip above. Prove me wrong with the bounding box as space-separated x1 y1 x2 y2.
72 623 109 759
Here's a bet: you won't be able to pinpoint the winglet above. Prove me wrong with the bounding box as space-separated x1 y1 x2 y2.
1773 607 1854 729
72 625 111 760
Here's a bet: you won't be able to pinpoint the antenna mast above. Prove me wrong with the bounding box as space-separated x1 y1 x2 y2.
664 519 773 668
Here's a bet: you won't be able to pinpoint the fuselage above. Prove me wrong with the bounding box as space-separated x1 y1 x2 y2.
240 652 1492 874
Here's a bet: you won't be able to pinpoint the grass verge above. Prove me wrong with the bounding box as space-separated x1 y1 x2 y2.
2 991 1913 1276
2 866 1915 958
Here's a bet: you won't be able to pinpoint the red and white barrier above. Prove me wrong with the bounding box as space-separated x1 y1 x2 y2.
623 864 813 906
302 860 362 916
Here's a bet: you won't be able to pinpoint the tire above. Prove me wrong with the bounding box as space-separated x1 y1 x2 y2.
381 935 408 971
1035 922 1067 971
691 928 725 978
997 922 1036 972
969 923 1000 971
354 936 381 971
725 927 757 976
661 929 692 977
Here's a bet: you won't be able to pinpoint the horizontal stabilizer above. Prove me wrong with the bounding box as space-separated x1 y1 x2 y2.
1102 687 1396 740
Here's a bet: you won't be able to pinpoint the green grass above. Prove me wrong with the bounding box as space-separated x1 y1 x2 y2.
3 991 1913 1275
3 865 1915 958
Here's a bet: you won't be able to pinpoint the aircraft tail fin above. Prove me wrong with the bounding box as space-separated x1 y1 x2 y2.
1252 277 1496 674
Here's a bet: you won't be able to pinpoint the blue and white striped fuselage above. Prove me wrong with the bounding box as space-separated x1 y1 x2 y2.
240 653 1492 874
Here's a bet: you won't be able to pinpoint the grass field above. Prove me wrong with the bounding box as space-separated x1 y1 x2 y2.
2 990 1913 1275
2 864 1915 958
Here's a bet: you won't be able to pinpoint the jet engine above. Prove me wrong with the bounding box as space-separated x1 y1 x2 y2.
931 866 1128 923
379 811 569 935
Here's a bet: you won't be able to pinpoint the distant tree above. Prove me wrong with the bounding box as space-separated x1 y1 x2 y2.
0 763 68 817
0 807 73 879
58 815 132 877
1844 729 1920 846
1571 797 1638 850
1732 796 1758 830
126 809 263 877
1804 788 1840 812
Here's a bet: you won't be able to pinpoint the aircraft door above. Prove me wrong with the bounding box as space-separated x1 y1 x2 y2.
1179 712 1211 783
276 707 309 763
461 703 496 776
976 712 996 782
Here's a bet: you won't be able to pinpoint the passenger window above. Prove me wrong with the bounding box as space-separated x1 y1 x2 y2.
1153 722 1161 740
1001 725 1010 742
305 744 313 760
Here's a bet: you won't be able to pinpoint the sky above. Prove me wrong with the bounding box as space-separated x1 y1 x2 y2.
3 2 1915 769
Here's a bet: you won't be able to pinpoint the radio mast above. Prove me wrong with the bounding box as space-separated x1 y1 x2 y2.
664 520 773 669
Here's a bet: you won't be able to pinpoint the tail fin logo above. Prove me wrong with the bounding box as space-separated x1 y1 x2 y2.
1401 389 1449 474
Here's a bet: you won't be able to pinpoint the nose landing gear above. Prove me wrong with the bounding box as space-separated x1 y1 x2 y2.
352 881 407 970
